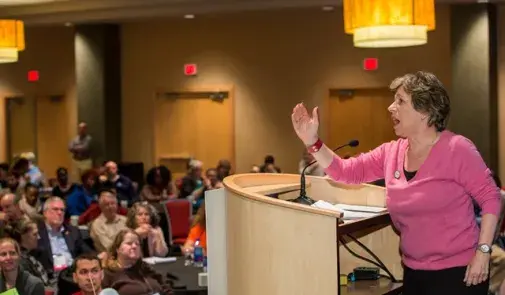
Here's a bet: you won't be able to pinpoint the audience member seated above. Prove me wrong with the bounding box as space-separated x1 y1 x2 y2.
259 155 281 173
78 199 128 226
71 253 103 295
126 202 168 257
216 159 232 181
33 197 92 277
11 158 32 189
0 192 31 227
103 161 137 207
20 153 44 187
0 238 44 295
90 189 127 253
179 159 204 199
140 166 174 204
205 168 223 190
19 183 43 221
52 167 80 200
66 170 97 218
250 165 260 173
8 219 53 287
102 229 173 295
6 171 23 196
183 202 207 254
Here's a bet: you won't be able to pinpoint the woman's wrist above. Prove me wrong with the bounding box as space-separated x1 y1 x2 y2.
306 138 323 153
304 136 319 147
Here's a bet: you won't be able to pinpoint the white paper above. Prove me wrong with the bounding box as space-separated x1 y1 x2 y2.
311 200 340 211
142 257 177 265
311 200 381 220
333 203 387 213
340 210 379 220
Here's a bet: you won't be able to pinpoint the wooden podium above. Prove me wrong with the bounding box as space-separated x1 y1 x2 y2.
205 173 403 295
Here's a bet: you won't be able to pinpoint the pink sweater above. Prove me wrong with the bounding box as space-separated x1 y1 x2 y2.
325 131 501 270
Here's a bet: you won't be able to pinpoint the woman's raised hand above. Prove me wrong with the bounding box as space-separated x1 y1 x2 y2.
291 103 319 146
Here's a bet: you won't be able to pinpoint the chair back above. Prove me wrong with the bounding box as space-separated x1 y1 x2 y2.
151 202 173 247
164 199 192 240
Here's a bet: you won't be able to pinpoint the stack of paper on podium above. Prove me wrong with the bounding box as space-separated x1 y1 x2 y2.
312 200 387 219
206 173 402 295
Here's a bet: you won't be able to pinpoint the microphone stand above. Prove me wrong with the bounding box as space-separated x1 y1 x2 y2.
291 161 317 205
290 140 359 205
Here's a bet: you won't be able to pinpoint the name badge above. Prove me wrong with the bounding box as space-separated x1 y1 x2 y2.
53 255 68 272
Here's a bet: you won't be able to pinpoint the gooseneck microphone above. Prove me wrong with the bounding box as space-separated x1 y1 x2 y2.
291 139 360 205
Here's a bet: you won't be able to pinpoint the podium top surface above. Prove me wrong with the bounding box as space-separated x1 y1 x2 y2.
223 173 349 218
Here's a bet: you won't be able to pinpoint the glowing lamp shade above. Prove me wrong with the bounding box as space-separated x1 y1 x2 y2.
0 20 24 63
343 0 435 48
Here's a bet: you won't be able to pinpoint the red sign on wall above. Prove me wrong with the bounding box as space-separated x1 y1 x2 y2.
27 70 39 82
363 58 379 71
184 64 198 76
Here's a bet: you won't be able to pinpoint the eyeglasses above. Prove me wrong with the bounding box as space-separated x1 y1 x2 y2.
48 207 65 213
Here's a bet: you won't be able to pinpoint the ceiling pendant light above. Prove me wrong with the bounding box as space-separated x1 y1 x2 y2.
0 20 25 63
343 0 436 48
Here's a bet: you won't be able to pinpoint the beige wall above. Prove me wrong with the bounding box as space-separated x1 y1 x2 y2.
121 6 452 173
0 26 76 167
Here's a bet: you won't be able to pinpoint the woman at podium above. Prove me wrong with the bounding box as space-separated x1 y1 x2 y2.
291 71 501 295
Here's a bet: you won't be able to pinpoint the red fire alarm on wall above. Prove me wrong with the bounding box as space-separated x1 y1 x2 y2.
27 70 39 82
184 64 198 76
363 58 379 71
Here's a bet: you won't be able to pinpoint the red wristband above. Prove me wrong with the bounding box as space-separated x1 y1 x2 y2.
307 139 323 154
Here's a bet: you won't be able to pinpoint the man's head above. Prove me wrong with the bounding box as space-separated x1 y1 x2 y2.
43 197 65 227
98 189 118 220
206 168 218 186
0 193 23 220
56 167 68 185
72 253 103 294
24 183 39 206
78 122 87 137
104 161 118 178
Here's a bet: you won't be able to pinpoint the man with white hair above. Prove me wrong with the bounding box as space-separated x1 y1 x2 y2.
33 197 92 276
0 192 30 225
89 189 126 253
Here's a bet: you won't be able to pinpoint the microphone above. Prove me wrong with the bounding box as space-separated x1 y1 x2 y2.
290 139 360 205
98 289 120 295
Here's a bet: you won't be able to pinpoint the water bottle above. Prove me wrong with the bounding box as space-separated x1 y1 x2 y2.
193 240 204 267
184 247 193 266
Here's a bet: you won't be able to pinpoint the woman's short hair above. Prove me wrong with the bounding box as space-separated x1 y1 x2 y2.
389 71 450 132
8 219 37 243
125 202 160 229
